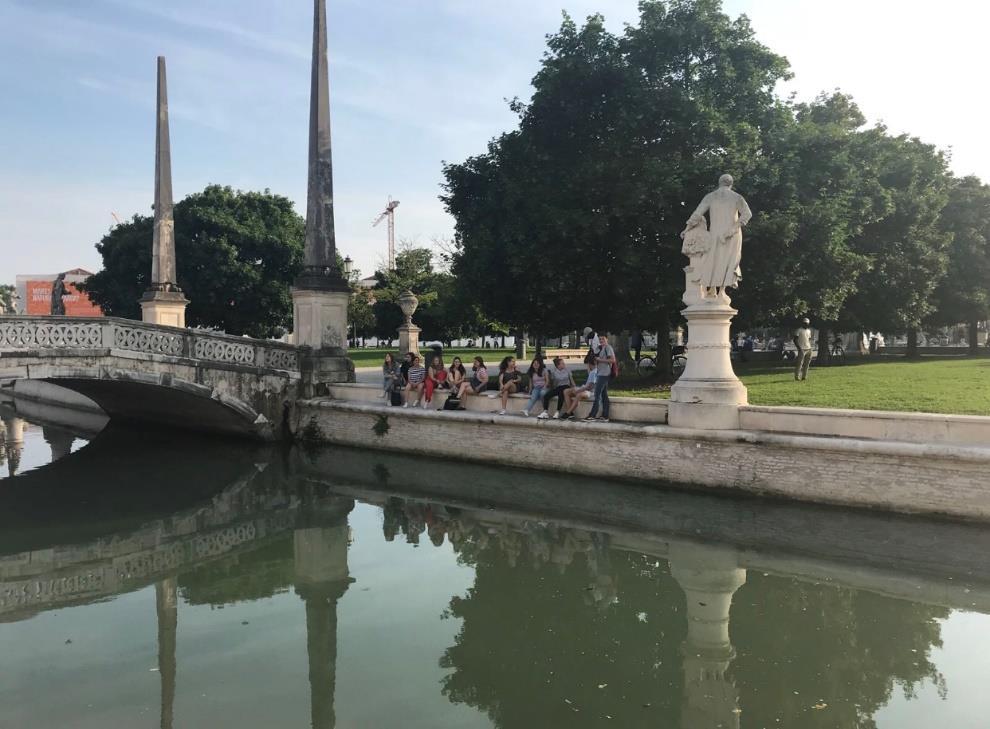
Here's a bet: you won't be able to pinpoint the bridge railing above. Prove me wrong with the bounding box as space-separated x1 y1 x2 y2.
0 316 300 372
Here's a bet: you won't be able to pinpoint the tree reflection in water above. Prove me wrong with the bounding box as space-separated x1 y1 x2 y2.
380 497 949 729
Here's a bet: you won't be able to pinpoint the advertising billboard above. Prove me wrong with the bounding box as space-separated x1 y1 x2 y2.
25 280 103 317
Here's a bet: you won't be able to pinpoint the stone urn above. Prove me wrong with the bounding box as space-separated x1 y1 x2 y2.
398 290 419 326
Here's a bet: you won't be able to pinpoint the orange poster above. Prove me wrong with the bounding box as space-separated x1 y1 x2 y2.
26 281 103 317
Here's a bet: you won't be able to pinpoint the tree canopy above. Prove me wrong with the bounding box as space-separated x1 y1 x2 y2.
443 0 985 346
83 185 305 338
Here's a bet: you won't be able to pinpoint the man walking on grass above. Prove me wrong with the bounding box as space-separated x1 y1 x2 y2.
794 318 813 381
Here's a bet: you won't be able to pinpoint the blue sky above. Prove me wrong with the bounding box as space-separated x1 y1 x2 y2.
1 0 986 285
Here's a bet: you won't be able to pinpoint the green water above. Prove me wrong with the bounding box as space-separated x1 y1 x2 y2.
1 402 989 728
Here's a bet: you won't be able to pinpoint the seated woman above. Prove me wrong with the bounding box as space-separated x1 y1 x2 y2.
448 357 467 392
523 357 549 417
539 356 576 419
497 356 521 415
456 356 489 405
403 355 427 408
382 352 401 406
561 352 598 419
424 354 448 409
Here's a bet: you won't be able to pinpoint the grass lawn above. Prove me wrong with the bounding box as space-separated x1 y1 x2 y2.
347 347 514 369
610 355 990 416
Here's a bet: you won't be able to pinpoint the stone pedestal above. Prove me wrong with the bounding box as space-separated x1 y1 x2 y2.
140 291 188 328
293 289 349 353
668 291 747 430
397 323 421 358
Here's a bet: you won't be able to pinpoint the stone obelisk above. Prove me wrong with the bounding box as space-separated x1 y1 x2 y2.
140 56 188 328
292 0 351 353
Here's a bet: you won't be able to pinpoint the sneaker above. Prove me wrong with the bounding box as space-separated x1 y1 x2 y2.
600 418 610 423
523 410 530 417
421 399 428 409
498 409 506 416
402 403 409 408
551 412 559 420
538 411 550 420
582 415 597 421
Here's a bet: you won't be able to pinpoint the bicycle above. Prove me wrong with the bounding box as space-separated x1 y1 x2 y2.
635 347 687 379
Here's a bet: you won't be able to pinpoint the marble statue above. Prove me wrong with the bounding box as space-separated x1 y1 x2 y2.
51 273 68 316
681 174 752 299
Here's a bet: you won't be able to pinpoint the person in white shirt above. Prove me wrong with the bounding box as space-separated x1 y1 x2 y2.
794 318 813 381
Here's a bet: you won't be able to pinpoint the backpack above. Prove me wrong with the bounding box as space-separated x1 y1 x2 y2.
606 345 619 378
442 396 462 411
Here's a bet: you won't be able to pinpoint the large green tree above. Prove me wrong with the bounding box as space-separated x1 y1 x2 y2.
444 0 792 352
83 185 304 338
928 176 990 353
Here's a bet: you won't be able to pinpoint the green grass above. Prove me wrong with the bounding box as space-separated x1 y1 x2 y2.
610 355 990 416
347 347 514 368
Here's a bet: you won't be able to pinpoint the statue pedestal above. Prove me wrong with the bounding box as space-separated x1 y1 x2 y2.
397 323 421 358
668 297 747 430
140 291 188 328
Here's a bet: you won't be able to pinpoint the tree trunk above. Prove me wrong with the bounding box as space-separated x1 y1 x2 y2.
817 327 831 366
657 323 673 380
515 330 526 359
969 318 979 356
906 328 919 359
612 331 634 366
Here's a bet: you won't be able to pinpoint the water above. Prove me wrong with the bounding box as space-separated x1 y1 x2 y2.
2 397 990 728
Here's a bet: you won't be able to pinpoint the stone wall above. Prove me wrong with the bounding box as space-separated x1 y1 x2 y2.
291 400 990 522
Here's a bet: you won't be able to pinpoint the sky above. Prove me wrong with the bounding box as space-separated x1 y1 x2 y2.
1 0 987 286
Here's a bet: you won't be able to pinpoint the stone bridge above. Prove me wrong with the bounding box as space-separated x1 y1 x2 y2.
0 316 344 440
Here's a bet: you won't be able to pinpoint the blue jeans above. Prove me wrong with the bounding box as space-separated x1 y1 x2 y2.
587 374 610 418
526 386 548 413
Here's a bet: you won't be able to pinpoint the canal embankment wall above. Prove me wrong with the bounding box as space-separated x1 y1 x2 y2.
291 386 990 523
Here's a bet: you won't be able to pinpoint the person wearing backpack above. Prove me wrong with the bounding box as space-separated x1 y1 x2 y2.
584 333 616 422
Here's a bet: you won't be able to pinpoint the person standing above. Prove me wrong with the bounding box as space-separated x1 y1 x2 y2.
630 331 643 363
584 333 616 422
794 318 813 381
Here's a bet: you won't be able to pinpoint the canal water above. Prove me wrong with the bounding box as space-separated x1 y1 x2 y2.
2 397 990 728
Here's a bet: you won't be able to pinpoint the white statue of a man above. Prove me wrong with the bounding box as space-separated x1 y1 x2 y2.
681 174 752 300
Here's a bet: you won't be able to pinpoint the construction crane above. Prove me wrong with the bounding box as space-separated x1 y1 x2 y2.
372 197 400 271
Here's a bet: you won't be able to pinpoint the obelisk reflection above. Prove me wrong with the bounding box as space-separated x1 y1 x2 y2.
42 425 75 463
295 523 352 729
2 415 25 476
156 577 178 729
669 543 746 729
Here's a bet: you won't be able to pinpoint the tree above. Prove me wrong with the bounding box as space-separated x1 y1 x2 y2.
370 246 480 346
444 1 793 362
82 185 305 338
841 131 952 357
928 176 990 354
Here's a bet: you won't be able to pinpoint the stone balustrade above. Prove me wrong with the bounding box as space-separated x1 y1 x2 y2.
0 316 300 372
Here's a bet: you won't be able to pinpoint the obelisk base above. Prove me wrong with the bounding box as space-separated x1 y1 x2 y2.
140 291 189 328
397 323 421 359
668 297 747 430
293 289 354 396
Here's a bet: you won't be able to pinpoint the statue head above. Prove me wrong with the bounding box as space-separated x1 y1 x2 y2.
718 174 734 188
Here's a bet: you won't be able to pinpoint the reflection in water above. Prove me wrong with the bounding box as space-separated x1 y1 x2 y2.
0 400 986 728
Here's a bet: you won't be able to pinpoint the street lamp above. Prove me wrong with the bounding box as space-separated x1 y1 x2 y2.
343 256 353 277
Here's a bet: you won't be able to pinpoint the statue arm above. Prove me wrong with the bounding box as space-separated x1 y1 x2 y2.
738 195 753 227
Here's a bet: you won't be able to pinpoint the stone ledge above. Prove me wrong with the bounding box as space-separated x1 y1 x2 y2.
293 399 990 522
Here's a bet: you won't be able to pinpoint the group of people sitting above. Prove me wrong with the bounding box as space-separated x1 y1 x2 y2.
381 334 615 422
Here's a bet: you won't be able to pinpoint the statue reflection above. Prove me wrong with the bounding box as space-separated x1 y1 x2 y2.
668 543 746 729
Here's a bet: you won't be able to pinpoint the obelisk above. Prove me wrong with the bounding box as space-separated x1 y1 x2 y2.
140 56 189 328
292 0 351 355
